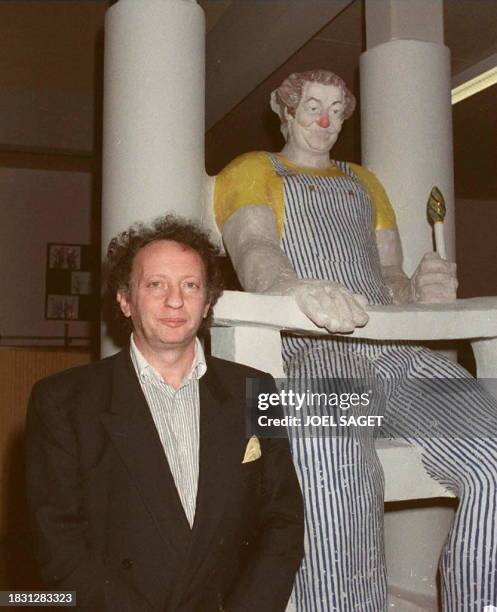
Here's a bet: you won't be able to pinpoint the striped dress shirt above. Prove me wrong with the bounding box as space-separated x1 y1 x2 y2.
129 335 206 527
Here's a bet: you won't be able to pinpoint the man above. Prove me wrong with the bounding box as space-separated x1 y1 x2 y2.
25 215 304 611
214 70 497 611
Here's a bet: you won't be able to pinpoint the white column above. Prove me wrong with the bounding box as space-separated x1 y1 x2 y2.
102 0 205 248
361 2 455 604
360 0 455 275
101 0 205 356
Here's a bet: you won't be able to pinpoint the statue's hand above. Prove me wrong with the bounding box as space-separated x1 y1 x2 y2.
267 279 369 333
411 252 458 303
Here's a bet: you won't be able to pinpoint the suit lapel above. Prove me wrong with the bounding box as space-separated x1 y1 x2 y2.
194 360 242 541
100 349 191 557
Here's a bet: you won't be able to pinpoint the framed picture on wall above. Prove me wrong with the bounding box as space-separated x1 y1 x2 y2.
45 243 97 321
46 295 79 320
48 244 82 270
71 271 92 295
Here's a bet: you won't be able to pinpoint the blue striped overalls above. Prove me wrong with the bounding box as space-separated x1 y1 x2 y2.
267 154 497 611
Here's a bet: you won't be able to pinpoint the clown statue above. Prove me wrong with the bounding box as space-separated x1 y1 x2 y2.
214 70 497 611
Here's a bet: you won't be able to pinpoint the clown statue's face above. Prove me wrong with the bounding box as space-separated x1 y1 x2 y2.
283 82 345 167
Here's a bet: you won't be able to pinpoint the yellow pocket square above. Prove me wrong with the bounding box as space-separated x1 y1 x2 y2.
242 436 261 463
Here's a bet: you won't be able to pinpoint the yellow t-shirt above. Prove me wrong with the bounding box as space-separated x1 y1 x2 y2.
214 151 397 237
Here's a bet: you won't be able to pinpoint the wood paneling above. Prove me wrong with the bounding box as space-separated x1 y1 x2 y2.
0 347 92 591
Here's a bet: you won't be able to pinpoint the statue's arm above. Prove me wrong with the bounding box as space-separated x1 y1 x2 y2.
222 205 369 332
376 227 414 304
376 227 458 304
222 205 298 293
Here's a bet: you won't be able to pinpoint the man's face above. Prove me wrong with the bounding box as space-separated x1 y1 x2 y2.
117 240 210 354
286 82 345 155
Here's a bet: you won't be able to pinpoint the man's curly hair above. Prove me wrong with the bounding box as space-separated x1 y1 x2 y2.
104 215 223 333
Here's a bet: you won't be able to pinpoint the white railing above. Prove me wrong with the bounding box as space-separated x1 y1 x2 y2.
212 292 497 501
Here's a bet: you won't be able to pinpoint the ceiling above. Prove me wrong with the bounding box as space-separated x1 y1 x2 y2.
201 0 497 199
200 0 497 106
1 0 496 199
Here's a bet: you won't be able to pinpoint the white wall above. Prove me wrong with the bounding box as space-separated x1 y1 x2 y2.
0 168 92 346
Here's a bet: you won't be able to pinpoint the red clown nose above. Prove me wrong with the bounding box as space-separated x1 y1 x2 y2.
318 115 330 128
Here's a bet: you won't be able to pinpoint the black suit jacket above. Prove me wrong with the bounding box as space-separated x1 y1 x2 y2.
25 349 304 611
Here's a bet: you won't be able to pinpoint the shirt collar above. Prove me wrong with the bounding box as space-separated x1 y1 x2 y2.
129 334 207 387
